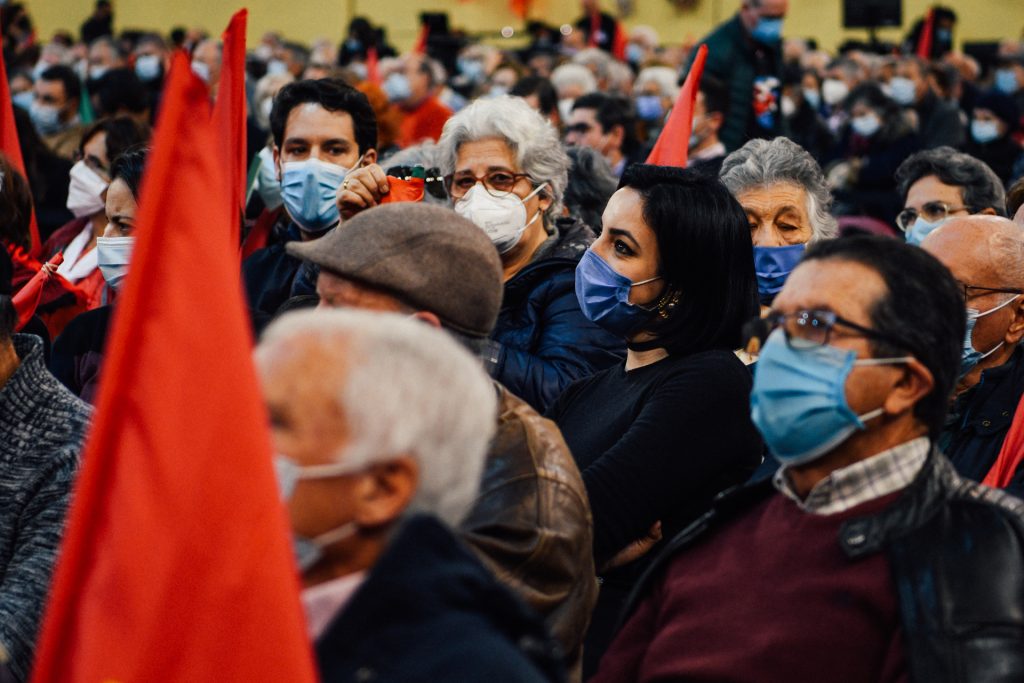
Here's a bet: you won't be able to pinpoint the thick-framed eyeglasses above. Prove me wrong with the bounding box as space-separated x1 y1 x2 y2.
955 280 1024 302
444 170 533 200
896 202 972 231
743 309 912 352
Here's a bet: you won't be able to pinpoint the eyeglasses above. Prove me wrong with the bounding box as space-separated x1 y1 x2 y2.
73 150 110 178
743 309 911 352
955 280 1024 302
444 170 533 200
896 202 972 231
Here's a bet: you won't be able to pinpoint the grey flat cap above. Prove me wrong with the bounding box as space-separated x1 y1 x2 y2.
286 204 503 337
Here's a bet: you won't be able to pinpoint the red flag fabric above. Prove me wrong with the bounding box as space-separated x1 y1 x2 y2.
366 45 381 85
0 33 42 257
916 8 935 60
646 44 708 167
213 8 248 248
611 21 627 62
378 176 425 204
413 24 429 55
11 252 62 330
30 52 318 683
510 0 530 19
983 392 1024 489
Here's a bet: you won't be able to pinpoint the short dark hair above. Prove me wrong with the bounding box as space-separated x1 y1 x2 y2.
573 92 638 157
92 68 149 115
802 236 964 436
80 116 149 166
40 64 81 103
699 74 729 118
619 164 759 355
270 78 378 155
510 76 557 117
110 145 149 198
895 147 1006 216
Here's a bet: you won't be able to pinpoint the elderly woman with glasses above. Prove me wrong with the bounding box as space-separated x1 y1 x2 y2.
720 136 838 308
433 95 624 412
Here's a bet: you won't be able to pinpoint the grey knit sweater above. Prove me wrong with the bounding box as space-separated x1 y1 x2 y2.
0 335 89 682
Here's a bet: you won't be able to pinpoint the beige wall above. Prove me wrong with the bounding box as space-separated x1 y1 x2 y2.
31 0 1024 55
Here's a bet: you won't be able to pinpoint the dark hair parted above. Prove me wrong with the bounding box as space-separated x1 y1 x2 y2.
619 164 759 355
802 236 964 437
269 78 378 155
39 65 81 103
895 146 1007 216
110 145 149 199
80 116 150 168
510 76 557 117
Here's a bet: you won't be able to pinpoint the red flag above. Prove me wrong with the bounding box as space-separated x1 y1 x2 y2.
31 52 318 683
983 393 1024 489
646 44 708 167
378 176 425 204
213 8 248 248
413 23 429 55
589 12 601 48
0 33 42 257
916 8 935 60
611 21 627 61
366 45 381 85
11 252 62 330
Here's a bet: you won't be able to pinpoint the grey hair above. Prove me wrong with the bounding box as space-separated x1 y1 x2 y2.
574 48 612 82
895 146 1007 216
256 309 497 527
438 95 570 221
634 66 680 100
605 60 634 96
550 63 598 97
719 137 838 241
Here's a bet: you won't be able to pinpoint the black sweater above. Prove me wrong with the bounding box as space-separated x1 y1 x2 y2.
547 349 762 565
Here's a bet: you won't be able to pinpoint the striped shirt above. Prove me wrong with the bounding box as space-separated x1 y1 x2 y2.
773 437 930 515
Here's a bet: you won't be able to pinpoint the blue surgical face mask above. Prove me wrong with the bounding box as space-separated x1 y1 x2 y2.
750 16 784 44
995 68 1019 95
802 87 821 110
12 90 34 111
850 112 881 138
135 54 162 82
625 42 645 64
750 329 912 465
383 72 412 103
96 236 134 291
575 249 662 339
29 100 63 136
971 119 1001 144
888 76 917 106
281 157 358 233
904 216 949 246
753 244 805 302
960 296 1020 377
636 95 664 122
457 58 485 83
274 454 359 573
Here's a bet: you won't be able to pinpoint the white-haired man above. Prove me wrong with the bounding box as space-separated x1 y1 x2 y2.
255 309 565 683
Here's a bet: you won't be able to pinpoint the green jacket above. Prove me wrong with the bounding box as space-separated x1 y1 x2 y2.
687 15 785 153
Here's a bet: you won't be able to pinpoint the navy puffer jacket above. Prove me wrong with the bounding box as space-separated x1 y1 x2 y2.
488 217 625 413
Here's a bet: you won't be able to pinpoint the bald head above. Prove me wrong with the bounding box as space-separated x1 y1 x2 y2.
921 215 1024 290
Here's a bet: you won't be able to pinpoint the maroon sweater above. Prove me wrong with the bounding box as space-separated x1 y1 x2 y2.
591 491 909 683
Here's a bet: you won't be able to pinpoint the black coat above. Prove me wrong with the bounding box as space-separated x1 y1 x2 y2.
315 514 565 683
940 346 1024 498
621 450 1024 683
488 218 625 413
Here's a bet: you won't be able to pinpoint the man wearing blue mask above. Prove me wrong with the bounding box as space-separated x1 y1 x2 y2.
254 309 565 683
895 146 1005 246
242 78 378 330
592 235 1024 683
31 66 85 160
686 0 788 153
922 216 1024 498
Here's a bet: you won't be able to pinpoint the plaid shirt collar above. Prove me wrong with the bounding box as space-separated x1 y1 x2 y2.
773 437 930 516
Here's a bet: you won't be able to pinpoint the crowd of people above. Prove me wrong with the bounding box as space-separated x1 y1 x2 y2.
3 0 1024 680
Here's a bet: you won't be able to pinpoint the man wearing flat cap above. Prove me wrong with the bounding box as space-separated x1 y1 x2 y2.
286 203 597 681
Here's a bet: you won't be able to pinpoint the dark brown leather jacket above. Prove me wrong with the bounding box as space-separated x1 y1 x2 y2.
461 384 597 681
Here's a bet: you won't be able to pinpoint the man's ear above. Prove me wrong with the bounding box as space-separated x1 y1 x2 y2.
707 111 724 133
410 310 442 329
353 457 418 528
883 358 935 418
607 123 625 151
360 148 377 166
978 207 998 216
1005 298 1024 346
